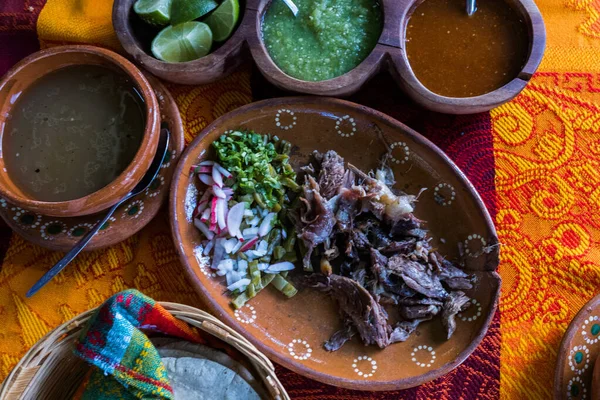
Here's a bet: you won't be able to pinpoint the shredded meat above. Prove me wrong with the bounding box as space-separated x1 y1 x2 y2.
298 150 475 350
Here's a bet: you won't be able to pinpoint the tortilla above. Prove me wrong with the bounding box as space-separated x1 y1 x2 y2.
161 356 260 400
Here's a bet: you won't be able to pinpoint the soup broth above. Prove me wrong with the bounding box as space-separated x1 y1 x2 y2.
2 65 145 202
405 0 529 98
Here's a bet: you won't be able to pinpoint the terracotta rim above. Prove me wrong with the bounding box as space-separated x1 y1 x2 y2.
248 0 387 96
390 0 546 113
0 45 160 217
169 96 501 390
553 293 600 399
112 0 249 81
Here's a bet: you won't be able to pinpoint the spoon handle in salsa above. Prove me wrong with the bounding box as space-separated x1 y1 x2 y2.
466 0 477 15
25 129 170 298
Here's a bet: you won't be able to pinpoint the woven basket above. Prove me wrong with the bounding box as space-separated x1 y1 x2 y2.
0 302 289 400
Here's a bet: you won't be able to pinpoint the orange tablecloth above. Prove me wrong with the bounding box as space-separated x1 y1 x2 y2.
1 0 600 398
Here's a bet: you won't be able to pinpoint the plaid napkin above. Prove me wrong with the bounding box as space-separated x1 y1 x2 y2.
73 289 205 400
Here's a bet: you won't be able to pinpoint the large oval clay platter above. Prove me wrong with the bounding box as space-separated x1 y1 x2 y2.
169 97 500 390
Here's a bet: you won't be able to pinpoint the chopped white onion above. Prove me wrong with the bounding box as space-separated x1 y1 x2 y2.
257 263 269 271
226 270 241 286
243 209 254 217
248 216 260 227
200 206 211 222
223 238 238 254
237 259 248 273
211 239 225 269
243 227 259 237
264 262 295 273
203 238 215 255
227 278 251 292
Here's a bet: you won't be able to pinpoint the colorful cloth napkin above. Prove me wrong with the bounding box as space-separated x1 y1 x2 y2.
73 289 203 400
2 0 600 398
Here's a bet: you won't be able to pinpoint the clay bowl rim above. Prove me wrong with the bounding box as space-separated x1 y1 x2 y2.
390 0 546 113
112 0 250 78
248 0 389 96
0 45 160 217
169 96 502 390
553 293 600 399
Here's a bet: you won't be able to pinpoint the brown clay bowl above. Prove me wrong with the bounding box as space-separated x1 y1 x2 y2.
170 97 501 390
112 0 250 85
554 293 600 400
0 45 160 218
388 0 546 114
113 0 545 113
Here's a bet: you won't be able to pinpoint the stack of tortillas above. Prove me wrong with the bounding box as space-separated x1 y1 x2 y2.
151 338 265 399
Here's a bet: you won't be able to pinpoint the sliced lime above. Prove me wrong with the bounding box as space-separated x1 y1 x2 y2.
170 0 218 25
204 0 240 42
151 22 213 63
133 0 172 26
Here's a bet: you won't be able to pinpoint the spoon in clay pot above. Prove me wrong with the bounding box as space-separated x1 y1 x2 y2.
26 128 170 298
466 0 477 15
282 0 299 16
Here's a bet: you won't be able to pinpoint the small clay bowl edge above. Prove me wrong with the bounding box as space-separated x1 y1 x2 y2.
0 45 160 217
113 0 250 85
387 0 546 114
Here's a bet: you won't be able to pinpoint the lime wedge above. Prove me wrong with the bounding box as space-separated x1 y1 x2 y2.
204 0 240 42
133 0 172 26
151 22 213 63
170 0 218 25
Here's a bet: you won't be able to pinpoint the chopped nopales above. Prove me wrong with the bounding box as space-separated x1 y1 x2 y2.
227 278 251 292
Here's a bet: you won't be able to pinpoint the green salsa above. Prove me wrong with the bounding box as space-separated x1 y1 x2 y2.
261 0 383 81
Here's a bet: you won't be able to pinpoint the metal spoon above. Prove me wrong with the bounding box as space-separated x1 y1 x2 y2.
282 0 298 16
26 128 170 298
466 0 477 16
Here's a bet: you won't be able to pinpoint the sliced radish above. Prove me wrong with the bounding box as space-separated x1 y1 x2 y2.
194 191 212 217
199 161 215 166
227 202 246 240
222 187 234 195
227 278 250 292
214 163 232 179
190 165 212 174
199 174 215 186
194 219 214 240
258 212 277 237
264 262 295 273
212 167 223 188
239 236 259 252
200 206 210 222
217 198 228 230
212 185 226 199
209 197 218 231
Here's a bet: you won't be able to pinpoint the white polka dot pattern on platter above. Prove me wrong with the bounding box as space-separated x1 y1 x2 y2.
0 198 6 208
287 339 312 360
569 345 590 375
352 356 377 378
567 376 587 399
389 141 410 164
335 115 357 137
96 217 116 234
411 346 436 368
145 175 165 198
582 316 600 344
463 234 487 255
459 298 482 322
434 183 456 206
161 150 176 169
275 109 297 130
40 221 67 240
234 304 257 324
